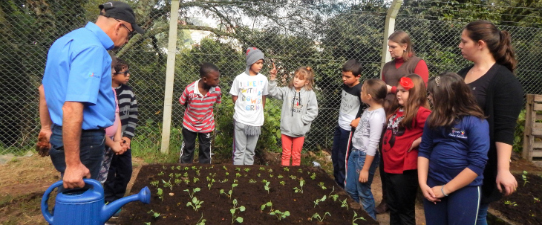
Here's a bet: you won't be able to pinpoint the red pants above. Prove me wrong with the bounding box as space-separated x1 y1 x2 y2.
281 134 305 166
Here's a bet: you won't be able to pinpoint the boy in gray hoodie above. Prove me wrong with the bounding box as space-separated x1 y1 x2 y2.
268 65 318 166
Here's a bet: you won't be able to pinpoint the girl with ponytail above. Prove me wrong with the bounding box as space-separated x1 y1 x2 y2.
457 20 523 225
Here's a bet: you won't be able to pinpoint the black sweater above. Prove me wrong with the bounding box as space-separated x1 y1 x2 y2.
458 63 524 204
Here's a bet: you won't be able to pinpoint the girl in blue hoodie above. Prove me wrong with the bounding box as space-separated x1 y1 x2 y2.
268 65 318 166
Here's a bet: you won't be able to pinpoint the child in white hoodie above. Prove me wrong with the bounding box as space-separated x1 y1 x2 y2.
268 65 318 166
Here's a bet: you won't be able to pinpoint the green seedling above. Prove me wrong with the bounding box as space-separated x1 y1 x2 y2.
171 166 175 170
220 179 229 183
176 165 181 170
523 170 529 186
235 167 241 171
259 167 265 171
318 182 327 190
196 170 201 176
257 173 261 177
268 168 273 173
230 199 245 224
293 179 305 193
220 183 238 199
223 165 228 171
297 168 303 173
236 173 242 178
314 195 327 208
311 212 331 222
184 187 201 199
249 179 257 183
157 171 164 176
310 173 316 180
262 179 268 183
144 222 151 225
504 200 518 206
289 175 297 180
233 179 239 183
283 167 290 172
193 177 200 183
186 197 204 211
280 181 286 186
184 166 189 171
352 211 366 225
162 165 167 170
264 182 271 194
261 201 273 212
156 188 163 201
277 174 284 179
328 187 338 201
196 213 206 225
150 180 159 187
207 178 215 190
183 179 190 185
341 198 349 210
174 179 182 185
225 172 230 176
244 168 250 172
169 173 173 178
269 210 290 221
162 179 173 190
183 172 189 177
191 166 197 170
175 173 181 178
148 210 161 218
534 197 540 203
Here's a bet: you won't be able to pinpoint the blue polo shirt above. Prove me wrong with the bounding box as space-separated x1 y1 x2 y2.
42 22 116 130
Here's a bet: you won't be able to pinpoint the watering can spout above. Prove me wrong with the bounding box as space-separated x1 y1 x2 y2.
101 186 151 223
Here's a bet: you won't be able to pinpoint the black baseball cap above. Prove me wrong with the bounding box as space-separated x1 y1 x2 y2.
99 1 145 34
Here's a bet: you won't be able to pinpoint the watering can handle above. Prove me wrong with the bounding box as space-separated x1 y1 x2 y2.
41 179 103 224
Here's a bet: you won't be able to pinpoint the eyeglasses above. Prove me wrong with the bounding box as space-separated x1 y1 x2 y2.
115 19 133 38
115 70 130 76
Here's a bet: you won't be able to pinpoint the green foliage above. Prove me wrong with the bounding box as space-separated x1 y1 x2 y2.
352 211 366 225
230 199 245 224
311 212 331 222
513 110 526 153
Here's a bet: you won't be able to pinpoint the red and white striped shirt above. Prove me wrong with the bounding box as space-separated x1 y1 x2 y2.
179 80 222 133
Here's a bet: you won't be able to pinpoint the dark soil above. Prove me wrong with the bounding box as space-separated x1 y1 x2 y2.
491 173 542 225
118 164 378 225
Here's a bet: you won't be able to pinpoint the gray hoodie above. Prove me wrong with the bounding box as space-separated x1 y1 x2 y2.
268 80 318 137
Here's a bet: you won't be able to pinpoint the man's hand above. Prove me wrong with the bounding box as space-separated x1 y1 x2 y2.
36 129 52 157
63 163 91 189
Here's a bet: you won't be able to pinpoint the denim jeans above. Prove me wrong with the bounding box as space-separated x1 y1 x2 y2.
49 125 106 182
477 202 489 225
345 149 380 220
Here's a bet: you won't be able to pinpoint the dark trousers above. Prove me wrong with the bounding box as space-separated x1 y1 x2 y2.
331 126 352 188
179 127 212 164
104 149 133 203
385 170 419 225
49 125 105 191
424 182 481 225
379 149 388 203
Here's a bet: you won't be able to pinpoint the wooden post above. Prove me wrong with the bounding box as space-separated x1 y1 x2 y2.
522 94 534 160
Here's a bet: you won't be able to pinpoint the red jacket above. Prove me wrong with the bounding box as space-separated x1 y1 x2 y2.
382 106 431 174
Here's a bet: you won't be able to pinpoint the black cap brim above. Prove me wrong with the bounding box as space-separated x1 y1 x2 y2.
132 24 145 34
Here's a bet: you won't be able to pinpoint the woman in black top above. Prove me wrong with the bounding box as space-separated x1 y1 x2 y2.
457 20 523 225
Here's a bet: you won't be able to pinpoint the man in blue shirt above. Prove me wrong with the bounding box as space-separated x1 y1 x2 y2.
40 1 144 189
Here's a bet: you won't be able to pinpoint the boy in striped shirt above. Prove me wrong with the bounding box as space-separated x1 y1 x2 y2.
179 63 221 164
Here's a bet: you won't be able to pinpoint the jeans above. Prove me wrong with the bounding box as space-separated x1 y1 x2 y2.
345 150 380 220
476 203 489 225
49 125 105 189
331 126 352 188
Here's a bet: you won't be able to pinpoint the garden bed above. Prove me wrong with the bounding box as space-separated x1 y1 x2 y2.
491 172 542 225
118 164 378 224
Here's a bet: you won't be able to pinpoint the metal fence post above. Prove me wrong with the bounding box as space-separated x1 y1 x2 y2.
380 0 403 78
160 0 180 154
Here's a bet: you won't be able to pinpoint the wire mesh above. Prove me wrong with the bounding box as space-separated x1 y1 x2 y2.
1 0 541 157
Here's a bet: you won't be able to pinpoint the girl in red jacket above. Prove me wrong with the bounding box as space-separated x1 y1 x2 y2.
381 74 430 225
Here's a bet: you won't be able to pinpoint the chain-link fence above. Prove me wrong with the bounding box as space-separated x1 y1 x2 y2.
1 0 541 158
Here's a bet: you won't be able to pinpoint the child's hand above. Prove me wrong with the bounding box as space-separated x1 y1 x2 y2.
358 170 369 183
121 137 131 149
111 141 127 155
269 62 277 80
431 185 447 199
387 85 393 93
421 184 440 203
350 118 360 128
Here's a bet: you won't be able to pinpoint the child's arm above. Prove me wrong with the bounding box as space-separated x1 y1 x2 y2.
409 108 431 151
179 86 189 106
105 135 125 155
417 121 438 203
229 77 239 104
359 111 384 183
432 119 490 198
232 96 238 104
122 90 138 148
267 79 288 100
301 92 318 124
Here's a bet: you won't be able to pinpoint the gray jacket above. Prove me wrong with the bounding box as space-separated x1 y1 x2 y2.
268 80 318 137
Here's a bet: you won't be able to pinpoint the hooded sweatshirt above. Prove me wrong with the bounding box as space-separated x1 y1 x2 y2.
268 80 318 137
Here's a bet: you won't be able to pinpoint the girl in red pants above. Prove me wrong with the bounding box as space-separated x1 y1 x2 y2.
268 65 318 166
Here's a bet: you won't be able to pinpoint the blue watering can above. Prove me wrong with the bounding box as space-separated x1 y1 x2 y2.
41 179 150 225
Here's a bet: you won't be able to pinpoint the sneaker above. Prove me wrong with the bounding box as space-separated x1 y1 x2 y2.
375 201 389 214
